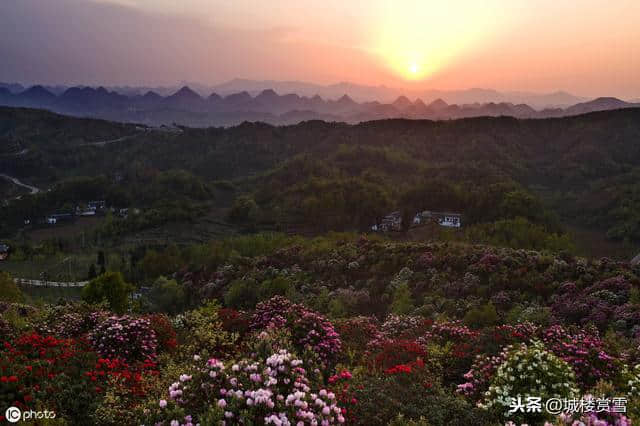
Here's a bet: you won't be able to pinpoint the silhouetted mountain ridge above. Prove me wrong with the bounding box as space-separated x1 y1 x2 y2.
0 84 638 127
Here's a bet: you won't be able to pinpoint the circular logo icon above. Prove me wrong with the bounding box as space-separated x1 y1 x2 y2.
5 406 21 423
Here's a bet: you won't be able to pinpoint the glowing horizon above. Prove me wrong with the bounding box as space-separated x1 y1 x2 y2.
1 0 639 98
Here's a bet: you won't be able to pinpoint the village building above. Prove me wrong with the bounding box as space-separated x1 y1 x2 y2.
413 211 462 228
46 213 74 225
0 243 9 261
88 200 106 210
372 211 403 232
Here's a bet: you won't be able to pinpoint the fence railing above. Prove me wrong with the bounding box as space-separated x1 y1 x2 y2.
14 278 89 288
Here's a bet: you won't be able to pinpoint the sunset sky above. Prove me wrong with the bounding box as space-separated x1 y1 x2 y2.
1 0 639 98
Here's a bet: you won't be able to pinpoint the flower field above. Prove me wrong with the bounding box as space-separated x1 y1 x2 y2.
2 236 640 425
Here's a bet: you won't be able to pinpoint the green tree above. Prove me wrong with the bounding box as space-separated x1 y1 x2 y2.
258 276 295 302
464 303 499 329
82 271 133 314
390 282 414 315
147 276 186 314
87 264 98 279
0 272 24 303
224 279 258 310
228 195 259 226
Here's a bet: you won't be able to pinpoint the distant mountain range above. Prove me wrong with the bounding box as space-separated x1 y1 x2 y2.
209 79 593 108
1 79 596 107
0 83 638 127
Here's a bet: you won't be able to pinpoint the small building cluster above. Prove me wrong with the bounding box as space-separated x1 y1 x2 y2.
371 211 403 232
372 210 462 232
413 211 462 228
24 200 137 227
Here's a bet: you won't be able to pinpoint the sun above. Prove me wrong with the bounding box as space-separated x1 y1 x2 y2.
409 63 419 75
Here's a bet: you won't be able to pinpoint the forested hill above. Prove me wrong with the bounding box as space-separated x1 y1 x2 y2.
2 106 640 247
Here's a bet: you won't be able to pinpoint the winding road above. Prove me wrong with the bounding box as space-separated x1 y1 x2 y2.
0 173 40 194
14 277 88 288
78 134 139 147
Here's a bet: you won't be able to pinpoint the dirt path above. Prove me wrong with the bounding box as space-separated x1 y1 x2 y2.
0 173 40 194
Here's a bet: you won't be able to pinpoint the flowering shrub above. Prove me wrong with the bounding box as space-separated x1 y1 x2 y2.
552 276 635 332
623 364 640 397
89 315 158 363
1 333 95 413
480 340 579 424
367 339 428 372
251 296 342 366
458 350 510 400
86 358 159 425
174 301 239 360
345 365 493 426
541 325 620 388
147 313 178 354
218 307 250 336
476 323 539 355
379 315 430 340
551 392 634 426
142 349 345 425
35 303 108 338
0 332 157 424
419 321 482 382
334 316 381 364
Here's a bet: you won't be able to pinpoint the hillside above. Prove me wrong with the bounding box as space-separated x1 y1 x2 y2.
2 107 640 255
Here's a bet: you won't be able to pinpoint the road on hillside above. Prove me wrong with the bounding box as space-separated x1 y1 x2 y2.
0 148 30 157
14 277 88 288
0 173 40 194
78 134 139 147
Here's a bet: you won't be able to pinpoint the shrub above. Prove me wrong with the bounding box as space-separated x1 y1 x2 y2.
541 325 620 388
0 272 23 303
0 332 156 424
176 301 239 360
334 316 382 363
35 302 108 338
463 303 499 329
224 278 259 310
146 313 178 354
346 365 492 426
251 296 342 367
146 276 186 315
390 282 415 315
82 271 133 314
141 349 345 425
379 315 430 340
480 340 579 424
89 315 158 363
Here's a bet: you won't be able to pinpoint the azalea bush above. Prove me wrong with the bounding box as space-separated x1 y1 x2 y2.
541 325 621 388
0 332 157 424
174 300 239 360
141 349 345 425
480 340 579 424
34 302 108 338
345 362 493 426
334 316 382 363
147 313 178 354
251 296 342 367
89 315 158 363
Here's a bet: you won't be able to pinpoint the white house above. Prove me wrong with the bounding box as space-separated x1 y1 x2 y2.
413 211 462 228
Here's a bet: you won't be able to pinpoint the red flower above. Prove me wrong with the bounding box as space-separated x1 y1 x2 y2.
385 364 413 374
